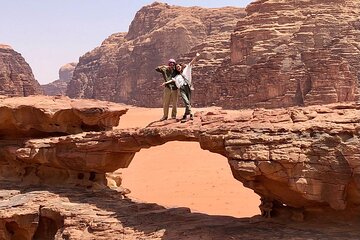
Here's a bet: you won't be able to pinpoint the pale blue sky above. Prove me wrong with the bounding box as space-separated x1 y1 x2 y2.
0 1 253 84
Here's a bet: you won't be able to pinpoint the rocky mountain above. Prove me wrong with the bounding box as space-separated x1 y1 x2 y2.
0 44 42 96
67 0 360 109
208 0 360 108
42 62 77 96
66 2 246 106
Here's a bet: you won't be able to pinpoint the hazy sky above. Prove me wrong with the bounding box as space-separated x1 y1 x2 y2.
0 0 253 84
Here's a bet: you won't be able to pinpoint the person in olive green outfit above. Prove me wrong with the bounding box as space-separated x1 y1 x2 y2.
156 58 178 121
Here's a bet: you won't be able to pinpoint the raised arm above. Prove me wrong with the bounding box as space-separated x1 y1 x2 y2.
161 78 175 86
189 53 200 66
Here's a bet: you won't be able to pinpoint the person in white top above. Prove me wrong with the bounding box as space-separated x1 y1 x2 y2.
161 53 200 122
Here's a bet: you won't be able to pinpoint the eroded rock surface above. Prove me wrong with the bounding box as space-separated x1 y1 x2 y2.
42 62 77 96
0 44 42 96
1 183 359 240
3 98 360 218
0 95 359 239
213 0 360 108
0 95 128 138
68 0 360 109
0 95 128 188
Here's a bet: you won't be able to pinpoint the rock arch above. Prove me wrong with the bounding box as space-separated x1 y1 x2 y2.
1 96 360 220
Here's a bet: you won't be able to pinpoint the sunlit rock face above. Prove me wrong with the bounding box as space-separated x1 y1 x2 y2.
0 44 42 96
66 2 245 106
2 95 359 219
42 62 77 96
213 0 360 108
0 95 359 238
68 0 360 109
0 95 128 186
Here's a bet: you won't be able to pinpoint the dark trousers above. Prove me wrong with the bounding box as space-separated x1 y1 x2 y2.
180 85 192 116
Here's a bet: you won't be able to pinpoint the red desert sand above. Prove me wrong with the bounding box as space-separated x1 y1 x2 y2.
118 107 260 218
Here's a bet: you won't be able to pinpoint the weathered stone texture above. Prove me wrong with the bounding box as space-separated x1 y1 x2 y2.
2 95 359 217
66 2 245 106
0 95 128 188
42 62 77 96
68 0 360 109
0 44 42 96
0 95 360 238
1 184 360 240
0 95 128 138
212 0 360 108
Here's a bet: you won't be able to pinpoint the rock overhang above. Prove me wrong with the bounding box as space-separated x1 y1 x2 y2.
0 95 360 216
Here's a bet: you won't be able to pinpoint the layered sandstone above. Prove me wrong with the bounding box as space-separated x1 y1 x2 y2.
66 2 246 106
17 104 360 215
0 95 127 139
68 0 360 109
211 0 360 108
1 95 359 218
1 95 360 238
2 183 360 240
42 62 77 96
0 44 42 96
0 95 128 191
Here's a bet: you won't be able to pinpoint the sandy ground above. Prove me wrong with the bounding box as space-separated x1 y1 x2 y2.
118 107 260 218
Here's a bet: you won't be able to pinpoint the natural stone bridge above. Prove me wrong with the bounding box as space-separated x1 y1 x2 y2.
1 96 360 222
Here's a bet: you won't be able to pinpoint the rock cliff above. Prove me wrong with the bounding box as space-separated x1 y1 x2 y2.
66 2 245 106
0 44 42 96
0 95 359 238
42 62 77 96
212 0 360 108
68 0 360 109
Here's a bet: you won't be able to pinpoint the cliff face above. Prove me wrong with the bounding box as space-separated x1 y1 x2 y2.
66 2 245 106
0 44 42 96
42 62 77 96
68 0 360 108
210 0 360 108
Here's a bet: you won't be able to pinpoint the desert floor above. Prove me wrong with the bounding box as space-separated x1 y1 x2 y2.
117 107 260 218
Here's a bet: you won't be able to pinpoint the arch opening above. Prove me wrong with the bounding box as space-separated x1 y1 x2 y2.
121 141 260 218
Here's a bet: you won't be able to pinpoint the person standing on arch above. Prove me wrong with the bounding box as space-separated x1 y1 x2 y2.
161 53 200 123
156 58 178 121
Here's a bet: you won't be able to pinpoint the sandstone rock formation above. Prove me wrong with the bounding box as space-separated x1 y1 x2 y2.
14 103 360 216
42 62 77 96
66 2 246 106
1 95 359 238
0 95 128 186
211 0 360 108
2 183 360 240
1 95 359 216
0 95 127 139
68 0 360 109
0 44 42 96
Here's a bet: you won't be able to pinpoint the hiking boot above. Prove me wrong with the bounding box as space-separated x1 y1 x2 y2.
171 116 177 120
181 115 188 123
159 116 168 121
